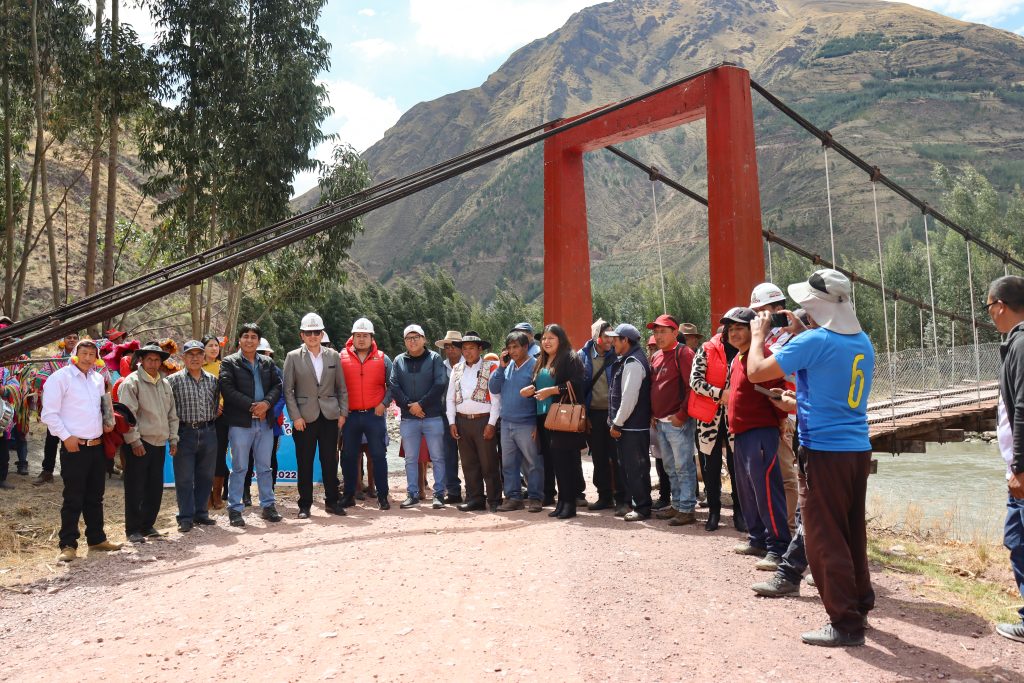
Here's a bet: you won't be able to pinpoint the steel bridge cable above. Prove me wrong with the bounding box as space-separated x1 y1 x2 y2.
650 177 668 314
964 239 982 402
823 146 837 264
766 240 774 282
921 212 943 414
871 181 896 426
748 80 1024 273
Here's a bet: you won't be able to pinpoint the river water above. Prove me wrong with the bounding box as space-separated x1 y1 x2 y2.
868 441 1008 542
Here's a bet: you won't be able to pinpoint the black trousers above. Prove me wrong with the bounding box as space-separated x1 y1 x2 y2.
616 430 652 516
42 429 60 474
294 415 340 510
587 409 625 503
58 444 108 549
538 414 585 502
123 441 166 535
0 436 8 481
214 416 230 478
698 427 733 514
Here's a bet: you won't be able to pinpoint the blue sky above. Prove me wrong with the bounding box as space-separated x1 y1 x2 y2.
116 0 1024 194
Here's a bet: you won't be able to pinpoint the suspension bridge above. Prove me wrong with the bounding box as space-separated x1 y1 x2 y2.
0 63 1014 454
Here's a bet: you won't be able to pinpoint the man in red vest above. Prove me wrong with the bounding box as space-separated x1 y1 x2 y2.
339 317 394 510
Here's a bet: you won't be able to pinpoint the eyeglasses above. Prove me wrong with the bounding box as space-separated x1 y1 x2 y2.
985 300 1002 312
404 335 424 341
302 330 323 336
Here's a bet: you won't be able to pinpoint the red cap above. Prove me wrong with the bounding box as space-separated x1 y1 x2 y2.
647 335 657 346
646 314 679 330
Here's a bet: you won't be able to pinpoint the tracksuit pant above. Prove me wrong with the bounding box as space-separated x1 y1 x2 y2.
734 427 791 556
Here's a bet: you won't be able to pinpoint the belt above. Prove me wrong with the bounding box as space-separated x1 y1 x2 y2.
182 420 215 430
75 437 103 447
457 412 491 420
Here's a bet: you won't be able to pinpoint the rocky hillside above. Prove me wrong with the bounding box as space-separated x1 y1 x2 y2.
304 0 1024 297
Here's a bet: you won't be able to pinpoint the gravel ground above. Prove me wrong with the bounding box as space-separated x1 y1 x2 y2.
2 467 1023 683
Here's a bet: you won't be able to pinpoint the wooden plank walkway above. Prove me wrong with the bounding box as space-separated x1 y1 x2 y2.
867 381 999 452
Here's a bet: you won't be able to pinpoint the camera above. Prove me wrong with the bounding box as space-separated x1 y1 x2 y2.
770 312 789 328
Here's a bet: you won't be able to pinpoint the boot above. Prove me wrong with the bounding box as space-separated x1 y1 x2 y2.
557 502 577 520
209 477 225 510
548 501 566 518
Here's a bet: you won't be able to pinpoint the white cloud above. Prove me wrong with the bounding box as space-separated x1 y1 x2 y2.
409 0 604 60
358 8 376 17
892 0 1024 24
292 80 402 195
349 38 399 60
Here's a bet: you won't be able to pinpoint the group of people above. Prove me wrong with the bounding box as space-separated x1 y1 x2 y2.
12 267 1024 648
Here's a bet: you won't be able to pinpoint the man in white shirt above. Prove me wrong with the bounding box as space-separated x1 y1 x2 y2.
40 339 122 562
446 331 502 512
436 331 464 502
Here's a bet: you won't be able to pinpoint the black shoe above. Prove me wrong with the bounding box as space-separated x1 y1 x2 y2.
177 520 193 533
340 495 356 508
297 509 310 519
16 464 28 475
229 510 245 527
575 496 588 508
194 516 216 526
242 493 252 507
261 505 282 522
557 504 577 520
542 496 555 506
142 527 164 538
457 501 485 512
354 490 366 501
705 511 720 532
548 502 566 518
733 514 747 533
614 503 630 517
652 497 671 512
801 624 864 647
588 498 613 511
327 502 347 516
432 496 446 510
446 493 463 504
488 502 500 512
128 532 146 544
378 498 391 511
400 495 419 509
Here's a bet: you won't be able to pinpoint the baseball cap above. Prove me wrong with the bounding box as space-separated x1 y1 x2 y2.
403 324 425 338
719 307 756 325
750 282 786 308
787 269 861 334
646 313 679 330
182 340 205 354
647 335 656 346
300 312 325 331
351 317 375 334
605 323 641 342
511 322 535 335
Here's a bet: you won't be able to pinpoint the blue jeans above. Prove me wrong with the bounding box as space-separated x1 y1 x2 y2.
400 416 446 498
1005 492 1024 621
501 420 543 500
173 424 217 522
442 415 461 496
341 410 389 499
734 427 791 556
653 419 697 513
227 421 275 512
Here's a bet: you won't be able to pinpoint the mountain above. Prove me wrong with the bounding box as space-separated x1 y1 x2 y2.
312 0 1024 299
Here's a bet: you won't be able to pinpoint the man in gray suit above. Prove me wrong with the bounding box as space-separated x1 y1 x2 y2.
283 312 349 518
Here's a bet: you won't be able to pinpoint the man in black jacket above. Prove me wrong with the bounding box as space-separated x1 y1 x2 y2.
989 275 1024 642
220 322 283 527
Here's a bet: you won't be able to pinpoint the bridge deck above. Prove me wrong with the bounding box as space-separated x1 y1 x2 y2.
867 382 999 452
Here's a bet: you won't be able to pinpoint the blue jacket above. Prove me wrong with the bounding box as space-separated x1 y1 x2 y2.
488 355 538 425
578 339 616 409
388 350 447 419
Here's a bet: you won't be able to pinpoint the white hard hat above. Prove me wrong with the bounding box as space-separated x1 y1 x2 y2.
320 331 331 344
300 312 325 331
749 282 786 307
351 317 375 334
257 337 273 353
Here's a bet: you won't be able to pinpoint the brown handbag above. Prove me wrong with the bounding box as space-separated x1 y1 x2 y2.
544 381 588 433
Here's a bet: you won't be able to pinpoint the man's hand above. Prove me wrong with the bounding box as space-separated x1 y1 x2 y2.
251 401 270 419
753 311 773 342
131 442 145 457
337 416 346 430
102 423 114 434
609 426 622 440
1011 472 1024 500
670 414 685 428
719 388 731 407
449 424 460 440
409 402 425 418
169 443 177 456
63 436 81 453
374 403 386 417
483 424 496 440
293 417 306 431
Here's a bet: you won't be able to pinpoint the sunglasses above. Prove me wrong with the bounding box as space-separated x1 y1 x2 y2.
302 330 323 336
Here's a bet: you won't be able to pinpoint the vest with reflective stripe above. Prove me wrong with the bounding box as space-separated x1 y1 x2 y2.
687 334 728 424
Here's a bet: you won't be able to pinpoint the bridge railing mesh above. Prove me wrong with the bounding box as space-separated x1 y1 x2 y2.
868 342 1001 408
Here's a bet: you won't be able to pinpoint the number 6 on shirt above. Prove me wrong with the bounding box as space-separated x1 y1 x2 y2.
848 353 866 408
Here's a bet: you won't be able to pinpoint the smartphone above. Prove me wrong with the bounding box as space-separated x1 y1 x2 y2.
770 312 789 328
753 384 781 400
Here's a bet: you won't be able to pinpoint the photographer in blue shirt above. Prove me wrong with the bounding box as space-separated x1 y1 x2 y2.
746 269 875 648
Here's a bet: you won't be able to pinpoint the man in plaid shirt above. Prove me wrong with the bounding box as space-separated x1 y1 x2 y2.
167 340 220 532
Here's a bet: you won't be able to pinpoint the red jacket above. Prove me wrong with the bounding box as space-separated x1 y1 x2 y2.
726 347 786 435
341 337 388 411
688 334 728 423
650 343 694 421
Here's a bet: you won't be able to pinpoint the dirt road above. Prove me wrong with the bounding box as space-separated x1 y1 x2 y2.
2 476 1022 682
